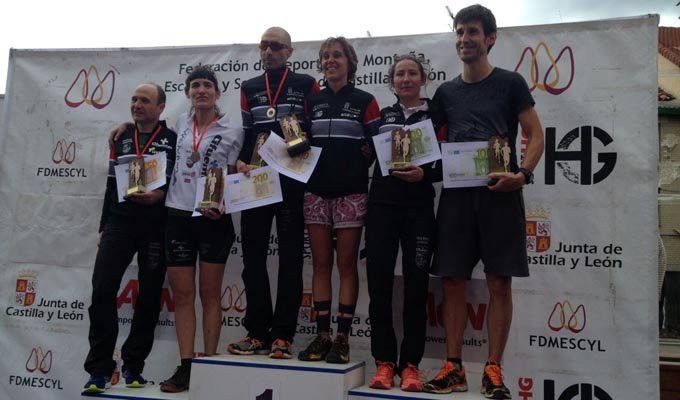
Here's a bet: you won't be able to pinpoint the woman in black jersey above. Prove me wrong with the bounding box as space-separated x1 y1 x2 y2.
365 54 442 393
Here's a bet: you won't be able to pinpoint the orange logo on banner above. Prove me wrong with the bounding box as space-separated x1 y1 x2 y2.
25 347 52 374
548 301 586 333
221 284 246 313
15 271 37 307
514 42 574 95
51 139 76 164
64 65 116 109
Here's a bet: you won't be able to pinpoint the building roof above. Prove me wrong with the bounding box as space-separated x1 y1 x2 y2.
660 27 680 69
659 27 680 112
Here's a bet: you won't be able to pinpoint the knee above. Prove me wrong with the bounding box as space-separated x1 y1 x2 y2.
487 276 511 299
337 264 358 281
172 286 196 307
442 277 466 293
313 262 332 278
199 284 221 307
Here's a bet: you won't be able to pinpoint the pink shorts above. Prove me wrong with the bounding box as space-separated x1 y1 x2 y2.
303 192 368 229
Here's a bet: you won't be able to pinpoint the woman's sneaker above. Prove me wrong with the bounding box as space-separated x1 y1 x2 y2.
325 335 350 364
82 375 110 394
123 370 147 388
369 362 395 389
298 334 332 361
269 339 293 359
227 337 269 355
160 364 191 393
400 363 423 392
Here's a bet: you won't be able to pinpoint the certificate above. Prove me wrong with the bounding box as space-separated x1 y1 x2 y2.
223 166 283 213
441 142 489 188
258 132 321 183
372 119 441 176
114 152 167 202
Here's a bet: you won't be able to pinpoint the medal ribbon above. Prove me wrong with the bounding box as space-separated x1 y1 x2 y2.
264 69 290 115
133 124 163 159
192 115 218 154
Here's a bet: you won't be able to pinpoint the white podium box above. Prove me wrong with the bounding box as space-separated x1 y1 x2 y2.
81 384 188 400
348 385 485 400
190 354 365 400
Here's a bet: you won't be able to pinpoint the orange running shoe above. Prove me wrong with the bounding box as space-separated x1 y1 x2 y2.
269 339 293 359
423 360 468 394
369 361 395 390
400 363 423 392
481 362 511 399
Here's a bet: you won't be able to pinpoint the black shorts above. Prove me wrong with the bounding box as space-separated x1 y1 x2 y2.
431 187 529 278
165 214 236 267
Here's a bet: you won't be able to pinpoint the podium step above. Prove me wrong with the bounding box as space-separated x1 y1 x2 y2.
191 354 365 400
81 384 188 400
348 385 486 400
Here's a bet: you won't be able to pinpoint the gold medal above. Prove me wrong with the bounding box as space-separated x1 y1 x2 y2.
266 107 276 119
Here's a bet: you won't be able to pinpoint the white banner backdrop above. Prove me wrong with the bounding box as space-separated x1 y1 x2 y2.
0 15 658 399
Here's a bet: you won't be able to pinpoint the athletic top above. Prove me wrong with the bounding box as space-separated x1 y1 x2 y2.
99 121 177 232
165 112 243 212
368 99 444 207
306 83 380 197
432 67 534 173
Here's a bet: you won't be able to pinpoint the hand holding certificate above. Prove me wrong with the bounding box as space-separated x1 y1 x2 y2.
372 119 441 177
258 132 321 183
114 152 167 203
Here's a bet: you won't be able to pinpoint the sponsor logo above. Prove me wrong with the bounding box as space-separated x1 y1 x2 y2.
544 126 616 185
221 284 246 313
299 291 315 322
25 347 52 374
514 42 574 95
51 140 76 164
117 279 175 312
518 378 613 400
427 293 486 331
64 65 116 109
526 208 551 253
15 271 38 307
528 301 605 352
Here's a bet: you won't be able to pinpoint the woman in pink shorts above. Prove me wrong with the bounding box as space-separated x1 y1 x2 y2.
297 37 380 364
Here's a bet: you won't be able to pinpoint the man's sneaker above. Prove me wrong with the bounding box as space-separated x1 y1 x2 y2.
82 375 110 394
298 334 332 361
227 337 268 355
423 361 468 394
325 335 350 364
481 363 511 399
160 364 190 393
269 339 293 359
400 363 423 392
123 370 147 388
369 361 395 389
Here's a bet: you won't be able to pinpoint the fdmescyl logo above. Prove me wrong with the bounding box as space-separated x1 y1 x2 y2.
526 208 551 253
9 346 63 390
64 65 116 110
37 139 87 179
544 126 616 185
514 42 574 95
528 300 605 352
518 378 613 400
221 284 246 328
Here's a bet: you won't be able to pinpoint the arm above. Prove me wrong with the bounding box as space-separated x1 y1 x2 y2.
98 148 117 233
362 97 381 162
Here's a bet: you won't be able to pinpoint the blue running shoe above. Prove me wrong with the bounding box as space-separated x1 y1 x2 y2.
82 375 110 393
123 370 147 388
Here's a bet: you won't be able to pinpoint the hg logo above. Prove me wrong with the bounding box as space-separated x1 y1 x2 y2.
544 126 616 185
519 378 613 400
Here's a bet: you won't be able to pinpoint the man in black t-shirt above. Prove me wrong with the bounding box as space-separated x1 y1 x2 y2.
83 83 176 394
424 5 544 399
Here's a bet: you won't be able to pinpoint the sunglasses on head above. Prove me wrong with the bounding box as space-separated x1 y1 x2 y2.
259 41 288 51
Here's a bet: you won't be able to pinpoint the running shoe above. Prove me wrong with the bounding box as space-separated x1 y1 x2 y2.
159 364 190 393
123 370 147 388
269 339 293 359
298 334 332 361
82 375 110 394
423 360 468 394
227 336 269 355
325 335 350 364
400 363 423 392
369 361 395 389
481 363 511 399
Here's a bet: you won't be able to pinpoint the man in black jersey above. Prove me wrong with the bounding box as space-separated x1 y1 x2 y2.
424 5 544 399
83 83 176 394
228 27 319 359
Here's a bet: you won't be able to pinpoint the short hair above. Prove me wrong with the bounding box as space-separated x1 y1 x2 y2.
145 82 166 105
263 26 292 47
184 65 219 95
317 37 358 83
388 53 428 87
454 4 497 52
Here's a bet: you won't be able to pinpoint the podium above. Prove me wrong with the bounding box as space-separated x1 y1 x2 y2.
81 384 188 399
190 354 365 400
348 386 485 399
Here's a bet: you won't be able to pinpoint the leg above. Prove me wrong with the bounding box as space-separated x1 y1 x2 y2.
442 277 467 359
365 205 399 365
121 226 165 374
167 267 197 359
308 224 334 310
335 226 362 336
271 196 305 342
84 220 136 376
240 206 275 342
486 274 512 362
199 262 227 355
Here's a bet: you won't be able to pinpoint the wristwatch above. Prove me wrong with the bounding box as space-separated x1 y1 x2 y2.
519 168 534 184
